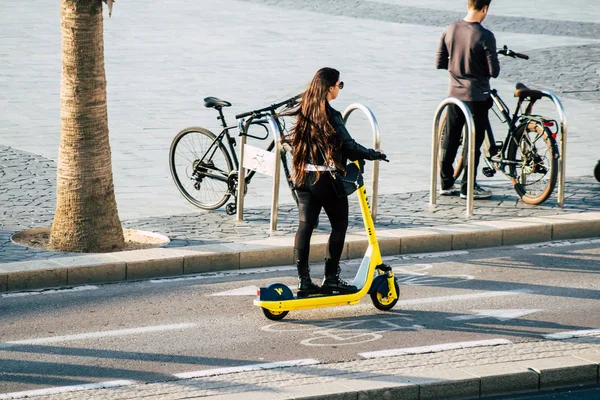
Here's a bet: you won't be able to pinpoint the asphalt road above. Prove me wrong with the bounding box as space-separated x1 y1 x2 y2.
1 238 599 395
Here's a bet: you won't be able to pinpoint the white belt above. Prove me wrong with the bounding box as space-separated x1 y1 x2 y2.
305 164 335 172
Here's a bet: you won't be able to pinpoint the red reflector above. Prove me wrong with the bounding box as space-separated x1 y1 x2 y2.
552 133 557 139
257 289 261 296
543 121 554 127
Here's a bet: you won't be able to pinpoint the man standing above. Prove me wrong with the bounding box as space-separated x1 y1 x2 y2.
436 0 500 199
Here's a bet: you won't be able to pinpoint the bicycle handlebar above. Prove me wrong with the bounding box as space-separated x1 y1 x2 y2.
235 94 301 120
498 45 529 60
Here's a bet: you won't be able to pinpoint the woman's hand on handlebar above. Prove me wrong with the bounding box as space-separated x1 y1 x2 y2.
375 149 388 162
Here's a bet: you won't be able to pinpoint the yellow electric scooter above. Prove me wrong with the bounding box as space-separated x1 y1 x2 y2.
254 161 399 320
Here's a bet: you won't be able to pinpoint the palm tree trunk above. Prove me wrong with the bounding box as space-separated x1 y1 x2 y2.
49 0 124 252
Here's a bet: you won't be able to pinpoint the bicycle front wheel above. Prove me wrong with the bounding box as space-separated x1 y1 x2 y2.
169 127 233 210
507 121 558 205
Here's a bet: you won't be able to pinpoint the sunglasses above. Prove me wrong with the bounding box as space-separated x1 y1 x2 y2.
336 81 344 90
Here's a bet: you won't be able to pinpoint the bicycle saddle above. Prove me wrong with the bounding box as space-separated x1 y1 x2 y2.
514 83 544 100
203 97 232 109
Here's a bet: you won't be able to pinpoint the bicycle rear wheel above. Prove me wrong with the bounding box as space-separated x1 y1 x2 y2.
507 121 558 205
169 127 233 210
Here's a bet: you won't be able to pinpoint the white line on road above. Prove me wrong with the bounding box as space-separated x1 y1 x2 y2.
516 238 600 250
396 289 531 306
0 323 197 349
359 339 513 359
544 329 600 340
0 360 321 399
0 285 98 298
0 380 136 400
149 266 295 283
174 359 320 379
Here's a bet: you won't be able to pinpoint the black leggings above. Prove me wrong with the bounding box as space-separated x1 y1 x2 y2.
294 172 348 266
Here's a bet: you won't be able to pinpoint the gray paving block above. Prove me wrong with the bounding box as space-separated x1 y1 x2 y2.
180 247 240 274
52 254 126 285
275 381 357 400
112 248 184 280
0 273 7 291
474 220 553 245
335 376 418 400
396 229 452 254
433 224 502 250
238 239 294 269
346 234 369 259
1 260 67 291
522 356 598 389
574 351 600 384
461 361 539 397
542 214 600 240
202 388 287 400
404 368 480 399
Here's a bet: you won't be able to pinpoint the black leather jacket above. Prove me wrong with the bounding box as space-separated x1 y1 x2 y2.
315 103 379 166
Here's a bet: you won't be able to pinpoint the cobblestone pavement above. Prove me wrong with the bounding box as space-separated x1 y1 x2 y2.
2 0 600 262
2 0 600 223
2 144 600 263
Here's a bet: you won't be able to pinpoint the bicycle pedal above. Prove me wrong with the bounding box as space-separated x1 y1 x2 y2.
482 167 496 177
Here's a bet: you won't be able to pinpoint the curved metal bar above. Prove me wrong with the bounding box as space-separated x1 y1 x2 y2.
430 97 476 217
266 115 282 231
342 103 381 221
540 90 568 207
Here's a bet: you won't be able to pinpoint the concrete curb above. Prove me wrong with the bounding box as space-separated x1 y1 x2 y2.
1 211 600 293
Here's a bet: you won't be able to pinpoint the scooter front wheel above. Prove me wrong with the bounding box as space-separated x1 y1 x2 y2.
262 308 289 321
370 278 400 311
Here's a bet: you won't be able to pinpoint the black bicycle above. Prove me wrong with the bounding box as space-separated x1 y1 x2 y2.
440 46 560 205
169 95 300 214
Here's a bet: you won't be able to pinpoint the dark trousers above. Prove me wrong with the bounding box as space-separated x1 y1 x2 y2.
440 99 492 193
294 172 348 267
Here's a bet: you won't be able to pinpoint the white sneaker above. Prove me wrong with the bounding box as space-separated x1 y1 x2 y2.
440 184 458 196
460 184 492 199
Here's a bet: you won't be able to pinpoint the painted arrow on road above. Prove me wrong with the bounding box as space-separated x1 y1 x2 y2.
448 309 541 322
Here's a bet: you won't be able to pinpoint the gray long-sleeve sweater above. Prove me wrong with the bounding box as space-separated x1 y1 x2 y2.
435 19 500 102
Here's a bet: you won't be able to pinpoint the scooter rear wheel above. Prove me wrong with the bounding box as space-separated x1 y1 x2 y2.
262 308 289 321
594 161 600 183
370 278 400 311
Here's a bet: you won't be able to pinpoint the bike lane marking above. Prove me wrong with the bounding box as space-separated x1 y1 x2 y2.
544 329 600 339
0 323 197 349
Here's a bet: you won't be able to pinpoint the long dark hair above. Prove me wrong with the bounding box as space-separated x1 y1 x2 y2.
287 67 342 185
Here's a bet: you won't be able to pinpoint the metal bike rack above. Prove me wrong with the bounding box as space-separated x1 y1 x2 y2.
430 98 476 217
342 103 381 221
540 91 567 207
236 115 282 232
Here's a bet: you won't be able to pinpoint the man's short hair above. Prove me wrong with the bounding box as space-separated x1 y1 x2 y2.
468 0 491 10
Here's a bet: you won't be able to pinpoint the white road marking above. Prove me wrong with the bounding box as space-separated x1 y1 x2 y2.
544 329 600 340
174 359 320 379
0 285 98 298
0 360 321 399
149 266 295 283
397 289 531 306
210 285 260 296
516 238 600 250
359 339 513 359
448 309 541 321
0 323 197 349
0 380 136 400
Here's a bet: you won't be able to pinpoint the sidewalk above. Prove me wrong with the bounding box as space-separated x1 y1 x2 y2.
1 143 600 291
